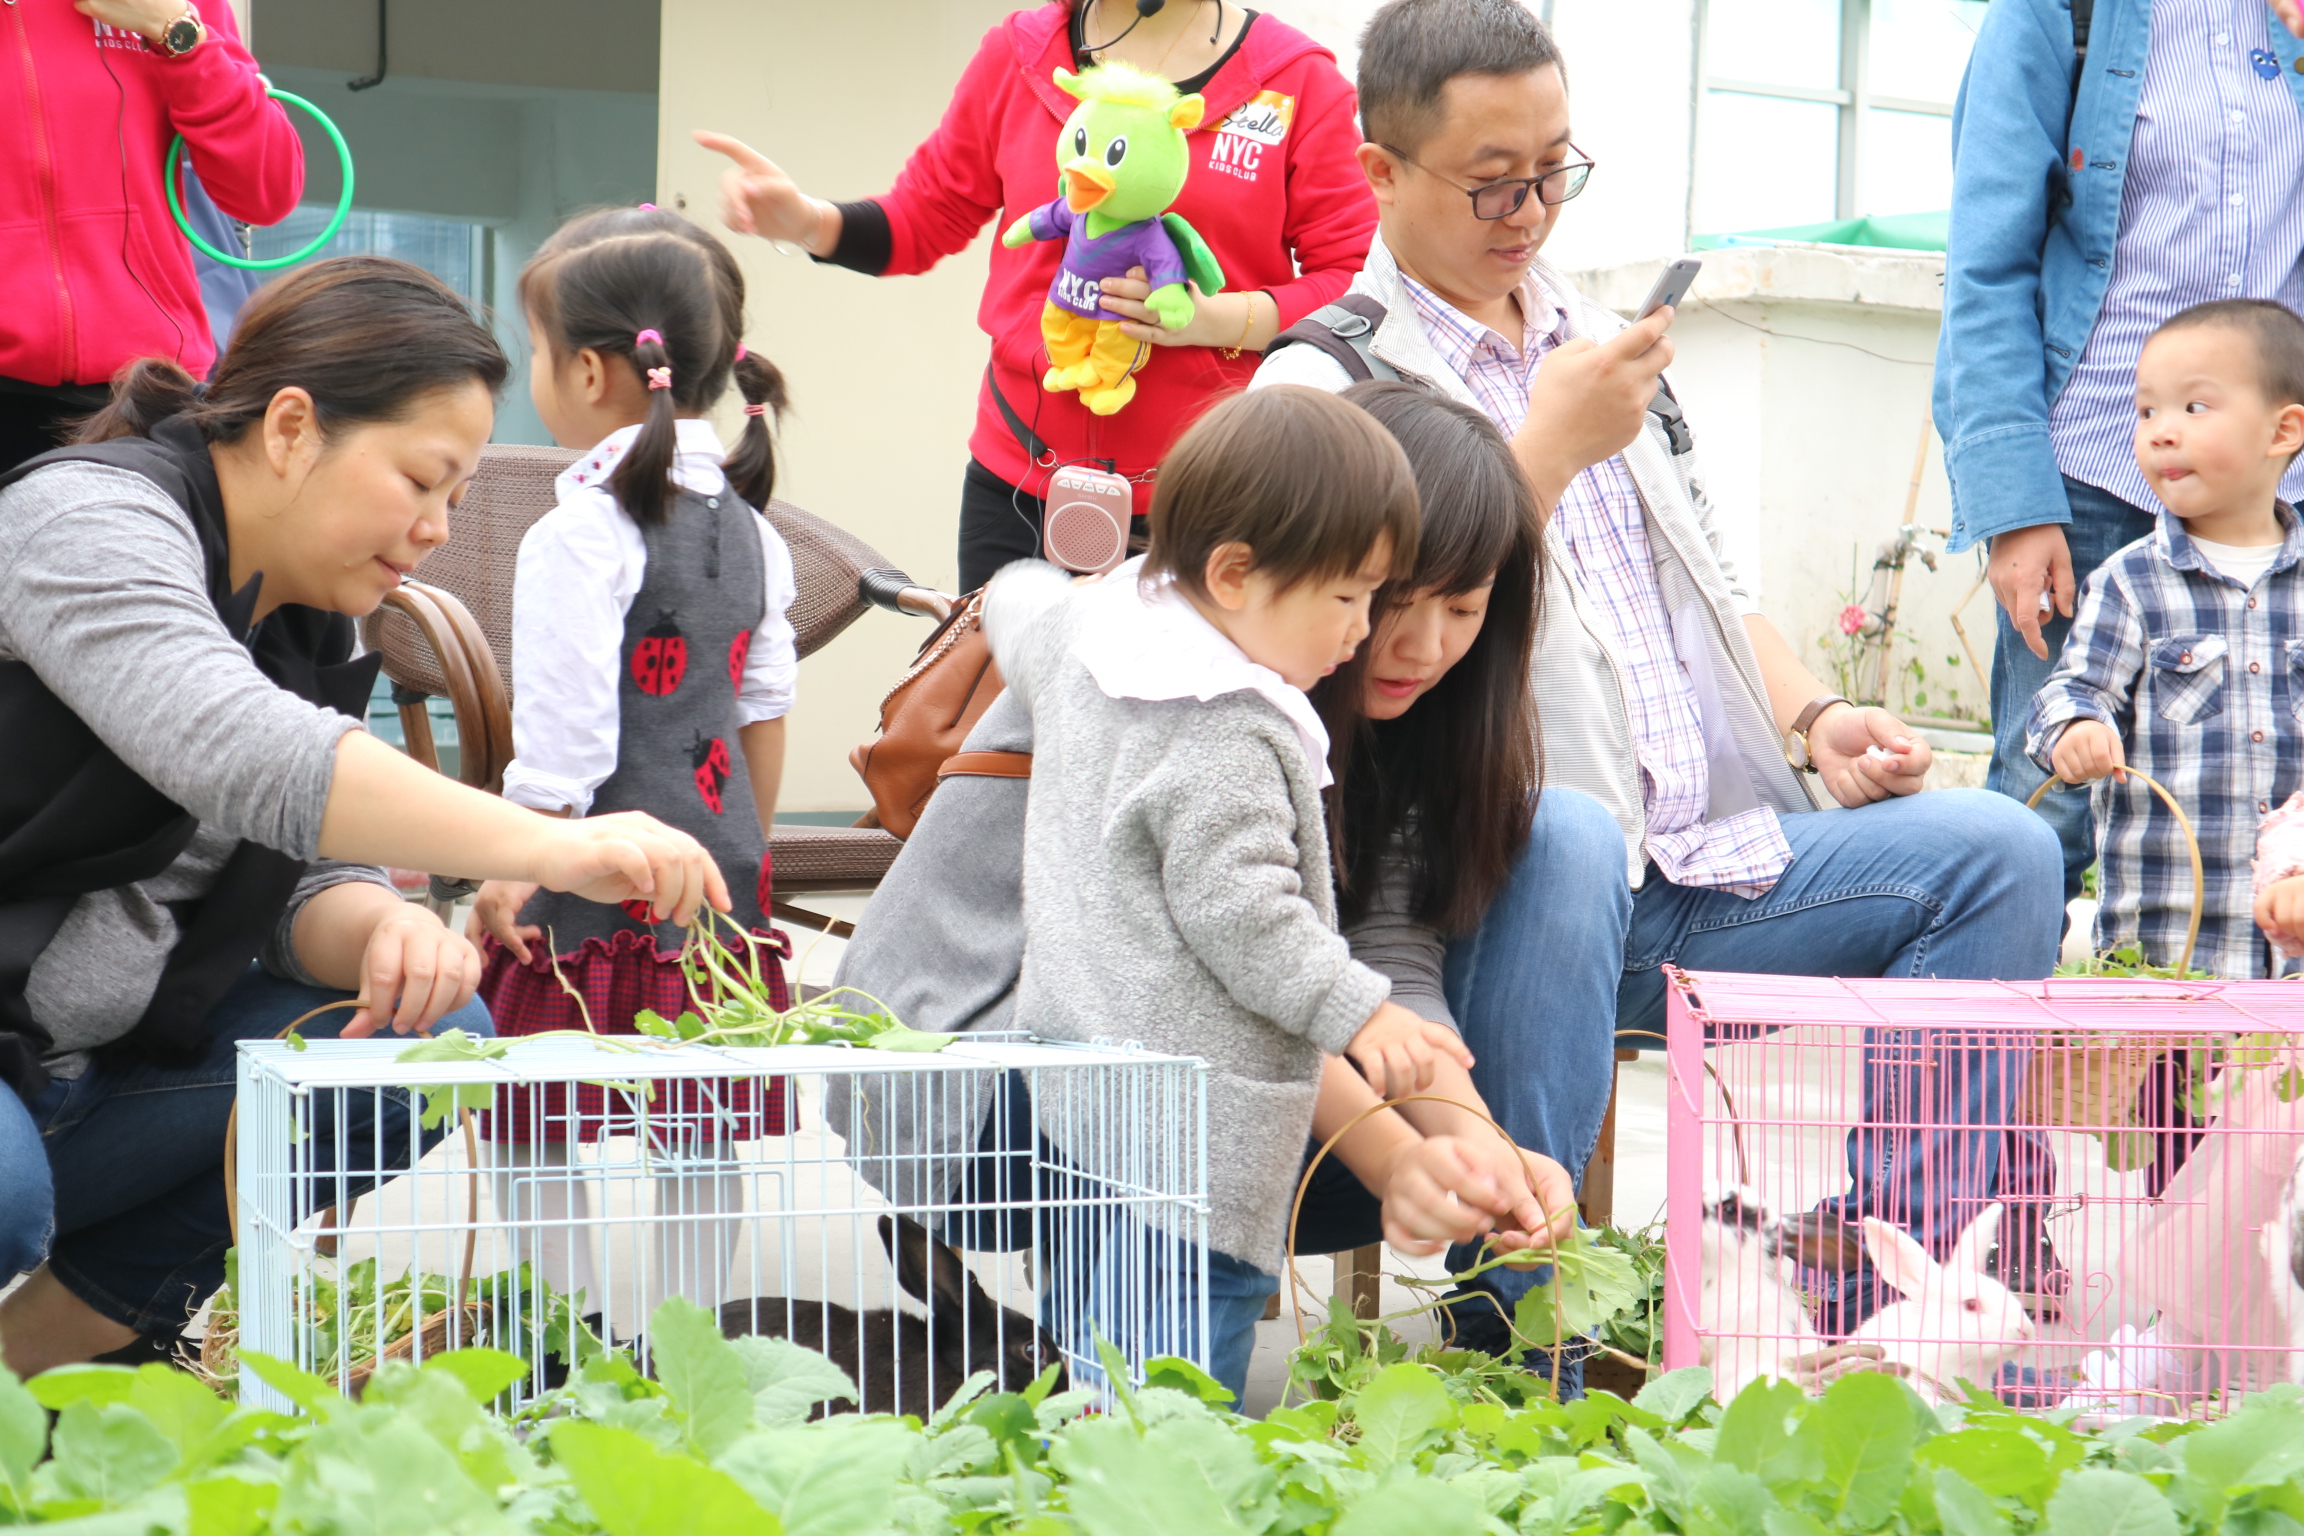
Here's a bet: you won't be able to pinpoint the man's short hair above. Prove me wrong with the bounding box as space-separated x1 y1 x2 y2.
1357 0 1562 156
2155 298 2304 407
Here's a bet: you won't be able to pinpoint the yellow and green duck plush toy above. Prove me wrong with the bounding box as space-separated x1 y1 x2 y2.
1001 62 1226 416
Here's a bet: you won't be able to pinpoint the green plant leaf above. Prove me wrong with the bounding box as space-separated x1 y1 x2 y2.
1142 1356 1235 1407
237 1351 347 1421
1632 1367 1714 1424
1690 1464 1777 1535
1349 1364 1457 1466
1047 1415 1249 1536
0 1367 47 1513
419 1348 529 1406
278 1410 505 1536
552 1421 780 1536
2173 1394 2304 1525
1332 1477 1485 1536
125 1364 233 1470
718 1421 920 1536
46 1402 179 1505
726 1336 858 1424
647 1296 756 1457
862 1022 953 1053
1714 1378 1819 1488
1920 1427 2059 1511
186 1474 279 1536
2043 1467 2180 1536
1798 1370 1913 1527
1933 1467 2014 1536
28 1367 138 1412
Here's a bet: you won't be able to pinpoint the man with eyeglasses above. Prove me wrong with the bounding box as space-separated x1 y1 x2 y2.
1256 0 2065 1366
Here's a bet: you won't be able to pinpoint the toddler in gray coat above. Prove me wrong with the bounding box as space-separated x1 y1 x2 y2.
984 386 1474 1404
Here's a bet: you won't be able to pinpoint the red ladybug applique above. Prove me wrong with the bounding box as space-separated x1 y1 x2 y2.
755 854 774 917
691 733 731 814
728 628 752 694
631 612 687 696
621 897 657 925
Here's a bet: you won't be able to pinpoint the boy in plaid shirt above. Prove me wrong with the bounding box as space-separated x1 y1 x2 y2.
2029 299 2304 978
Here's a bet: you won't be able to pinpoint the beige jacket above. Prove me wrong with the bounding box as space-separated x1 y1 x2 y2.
1252 234 1828 886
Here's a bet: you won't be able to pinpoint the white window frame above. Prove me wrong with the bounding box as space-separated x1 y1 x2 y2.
1694 0 1957 226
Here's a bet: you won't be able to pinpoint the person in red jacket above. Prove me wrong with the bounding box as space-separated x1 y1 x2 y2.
0 0 303 472
699 0 1376 590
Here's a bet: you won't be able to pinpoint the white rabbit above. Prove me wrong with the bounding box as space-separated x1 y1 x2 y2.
2266 1142 2304 1383
1699 1189 1879 1401
1849 1204 2035 1403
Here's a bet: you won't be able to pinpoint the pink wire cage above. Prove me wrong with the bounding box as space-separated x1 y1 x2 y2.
1662 967 2304 1419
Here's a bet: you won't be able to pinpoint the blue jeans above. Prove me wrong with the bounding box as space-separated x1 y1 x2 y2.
0 964 492 1335
1989 477 2159 904
1445 786 2062 1327
1045 1215 1276 1410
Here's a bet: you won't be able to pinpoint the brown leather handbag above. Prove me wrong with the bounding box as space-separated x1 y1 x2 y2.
849 589 1029 838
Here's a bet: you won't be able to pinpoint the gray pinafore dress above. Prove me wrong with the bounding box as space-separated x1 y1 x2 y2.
481 484 790 1140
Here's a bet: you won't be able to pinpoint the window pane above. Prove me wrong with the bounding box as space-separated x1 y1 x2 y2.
1867 0 1986 104
1707 0 1841 92
1858 108 1954 216
249 208 481 302
1696 91 1839 234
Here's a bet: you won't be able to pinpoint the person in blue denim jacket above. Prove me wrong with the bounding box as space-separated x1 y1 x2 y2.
1938 0 2304 904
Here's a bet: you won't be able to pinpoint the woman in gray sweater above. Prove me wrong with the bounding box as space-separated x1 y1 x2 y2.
0 259 731 1375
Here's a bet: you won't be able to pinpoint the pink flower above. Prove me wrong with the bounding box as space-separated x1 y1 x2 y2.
1838 603 1868 636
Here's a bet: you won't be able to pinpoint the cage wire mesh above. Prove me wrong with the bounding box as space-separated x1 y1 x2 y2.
232 1034 1207 1415
1662 967 2304 1420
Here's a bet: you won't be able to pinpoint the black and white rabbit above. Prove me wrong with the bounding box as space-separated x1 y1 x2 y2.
1699 1188 1881 1401
716 1213 1068 1417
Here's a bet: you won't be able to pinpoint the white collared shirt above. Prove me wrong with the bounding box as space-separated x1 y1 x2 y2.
498 419 798 816
1070 556 1334 786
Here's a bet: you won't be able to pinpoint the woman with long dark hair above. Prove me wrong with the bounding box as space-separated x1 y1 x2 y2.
833 379 1621 1392
0 257 731 1376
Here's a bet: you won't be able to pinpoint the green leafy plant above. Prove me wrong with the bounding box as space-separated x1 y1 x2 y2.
14 1296 2304 1536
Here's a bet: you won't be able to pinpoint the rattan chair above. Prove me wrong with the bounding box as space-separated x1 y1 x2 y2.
362 442 939 925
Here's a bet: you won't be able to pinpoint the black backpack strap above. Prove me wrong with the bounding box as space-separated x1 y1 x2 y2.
1264 293 1400 384
1648 376 1693 456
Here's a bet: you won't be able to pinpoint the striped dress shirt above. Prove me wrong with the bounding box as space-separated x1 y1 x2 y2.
2050 0 2304 511
2026 509 2304 977
1398 271 1793 897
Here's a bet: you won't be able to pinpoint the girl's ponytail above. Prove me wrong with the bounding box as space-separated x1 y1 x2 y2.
720 346 789 511
611 326 681 527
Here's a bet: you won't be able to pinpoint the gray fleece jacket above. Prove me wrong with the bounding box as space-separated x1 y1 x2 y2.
985 562 1390 1270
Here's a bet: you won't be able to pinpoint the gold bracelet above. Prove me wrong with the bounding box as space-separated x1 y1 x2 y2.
1221 292 1260 360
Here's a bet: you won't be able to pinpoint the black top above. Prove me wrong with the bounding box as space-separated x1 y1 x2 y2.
818 5 1260 279
0 420 378 1100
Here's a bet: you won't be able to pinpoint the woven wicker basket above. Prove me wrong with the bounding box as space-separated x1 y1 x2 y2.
2018 770 2202 1137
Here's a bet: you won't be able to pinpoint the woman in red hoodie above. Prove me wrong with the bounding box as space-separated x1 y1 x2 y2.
700 0 1375 589
0 0 303 472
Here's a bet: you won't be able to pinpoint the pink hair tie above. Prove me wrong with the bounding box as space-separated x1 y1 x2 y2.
634 328 664 347
646 367 673 391
734 344 748 362
742 403 769 417
638 202 657 211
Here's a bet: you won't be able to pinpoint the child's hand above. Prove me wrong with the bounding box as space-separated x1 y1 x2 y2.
1347 1000 1475 1101
2258 874 2304 957
530 810 731 927
2051 719 2127 784
466 880 542 963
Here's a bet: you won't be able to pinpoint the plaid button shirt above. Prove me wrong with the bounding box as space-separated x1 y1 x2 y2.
2026 507 2304 977
1398 272 1793 897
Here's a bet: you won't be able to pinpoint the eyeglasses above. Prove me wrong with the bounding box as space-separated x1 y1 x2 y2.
1380 144 1596 219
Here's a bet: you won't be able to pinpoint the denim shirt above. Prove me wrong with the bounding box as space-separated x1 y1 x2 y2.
2025 506 2304 977
1933 0 2304 553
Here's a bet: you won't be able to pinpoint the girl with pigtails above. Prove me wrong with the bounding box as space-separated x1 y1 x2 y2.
466 206 798 1328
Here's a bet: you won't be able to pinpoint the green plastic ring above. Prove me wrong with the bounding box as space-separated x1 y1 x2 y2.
166 88 355 272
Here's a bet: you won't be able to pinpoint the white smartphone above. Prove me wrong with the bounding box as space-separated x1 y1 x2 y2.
1638 257 1703 319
